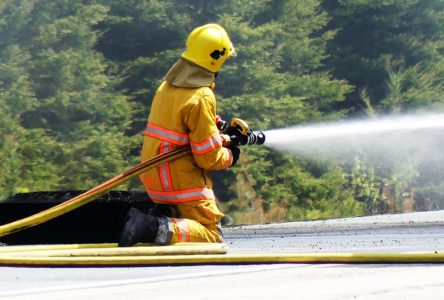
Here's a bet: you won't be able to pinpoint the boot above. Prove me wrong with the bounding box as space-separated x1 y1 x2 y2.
149 203 180 218
118 207 159 247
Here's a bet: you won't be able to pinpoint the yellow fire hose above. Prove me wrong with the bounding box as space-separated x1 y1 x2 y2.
0 243 117 253
0 251 443 266
0 242 442 267
0 242 215 253
0 146 190 238
1 144 443 266
0 243 228 257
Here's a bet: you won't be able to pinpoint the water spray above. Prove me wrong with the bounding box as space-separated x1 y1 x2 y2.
262 112 444 170
264 113 444 147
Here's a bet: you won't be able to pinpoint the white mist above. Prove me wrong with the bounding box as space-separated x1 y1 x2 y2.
264 113 444 166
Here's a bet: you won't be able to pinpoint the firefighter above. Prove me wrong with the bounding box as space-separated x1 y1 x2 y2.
119 24 239 246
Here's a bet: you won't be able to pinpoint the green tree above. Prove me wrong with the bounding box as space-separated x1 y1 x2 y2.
322 0 444 216
7 0 429 223
0 45 59 198
0 1 137 199
323 0 444 114
92 0 357 223
212 1 354 223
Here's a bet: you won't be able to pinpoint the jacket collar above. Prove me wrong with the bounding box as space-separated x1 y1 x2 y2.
164 58 215 88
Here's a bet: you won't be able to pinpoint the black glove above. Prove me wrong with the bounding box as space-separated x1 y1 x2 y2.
215 115 228 133
228 146 240 167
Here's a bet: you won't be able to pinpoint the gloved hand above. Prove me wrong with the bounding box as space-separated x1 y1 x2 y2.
223 127 242 146
215 115 228 133
228 146 240 167
217 117 250 146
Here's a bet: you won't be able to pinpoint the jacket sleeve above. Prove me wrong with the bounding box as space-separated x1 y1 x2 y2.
186 93 233 170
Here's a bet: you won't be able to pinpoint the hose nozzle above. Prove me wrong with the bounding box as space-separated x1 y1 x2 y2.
229 130 266 146
219 117 266 146
245 130 266 145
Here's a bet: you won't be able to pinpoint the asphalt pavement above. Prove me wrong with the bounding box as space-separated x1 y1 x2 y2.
1 210 444 299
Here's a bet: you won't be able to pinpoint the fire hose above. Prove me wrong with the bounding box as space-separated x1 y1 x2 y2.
0 118 265 238
0 146 191 238
2 123 444 266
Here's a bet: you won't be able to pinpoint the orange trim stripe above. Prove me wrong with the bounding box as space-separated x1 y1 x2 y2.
221 147 233 169
178 219 189 242
159 141 173 191
147 187 215 203
144 123 189 145
190 133 222 155
165 144 174 190
185 222 190 242
171 218 190 242
172 218 182 242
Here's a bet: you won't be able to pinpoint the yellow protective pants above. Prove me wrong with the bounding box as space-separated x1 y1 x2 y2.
166 200 224 244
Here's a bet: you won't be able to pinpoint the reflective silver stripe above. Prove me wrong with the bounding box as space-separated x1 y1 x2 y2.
222 147 232 169
190 134 222 153
150 191 208 201
177 219 188 242
147 188 215 202
159 142 172 191
146 124 189 145
154 217 173 245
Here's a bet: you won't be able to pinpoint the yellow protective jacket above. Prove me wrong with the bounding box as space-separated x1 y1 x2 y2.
139 81 233 204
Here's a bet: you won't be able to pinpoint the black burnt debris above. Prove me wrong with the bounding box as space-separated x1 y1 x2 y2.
0 191 153 245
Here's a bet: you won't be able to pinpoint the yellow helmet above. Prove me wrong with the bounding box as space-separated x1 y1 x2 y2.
182 24 236 73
